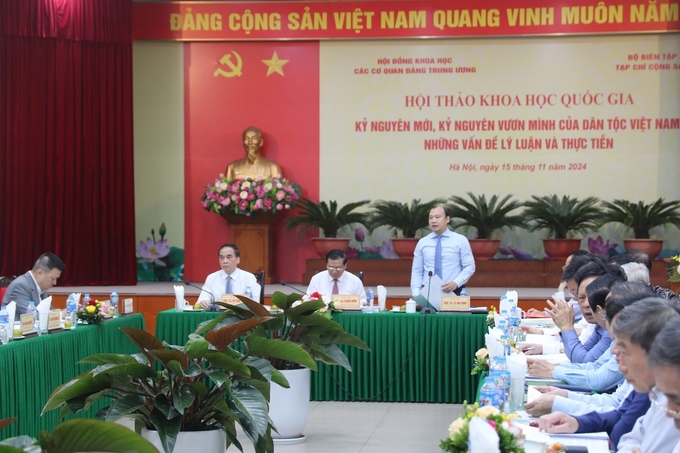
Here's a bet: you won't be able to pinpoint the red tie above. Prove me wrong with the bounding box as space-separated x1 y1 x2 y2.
332 279 339 295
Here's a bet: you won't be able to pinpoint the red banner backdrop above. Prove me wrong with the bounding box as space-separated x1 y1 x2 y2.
134 0 680 41
183 41 320 283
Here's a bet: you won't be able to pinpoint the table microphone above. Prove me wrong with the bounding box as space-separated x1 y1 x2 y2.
279 281 307 295
183 280 221 311
421 271 436 314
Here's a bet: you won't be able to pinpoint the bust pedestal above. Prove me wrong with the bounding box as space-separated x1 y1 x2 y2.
221 212 276 284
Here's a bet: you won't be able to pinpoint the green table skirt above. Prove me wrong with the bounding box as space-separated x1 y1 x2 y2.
0 314 145 439
155 310 486 404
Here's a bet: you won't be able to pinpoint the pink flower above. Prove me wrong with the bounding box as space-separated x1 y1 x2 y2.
255 186 266 197
276 190 285 201
264 198 273 208
137 238 170 265
247 193 255 201
355 228 365 242
486 420 496 430
253 199 263 210
219 197 230 206
210 192 219 200
202 201 208 209
588 236 617 257
276 204 283 211
238 200 249 211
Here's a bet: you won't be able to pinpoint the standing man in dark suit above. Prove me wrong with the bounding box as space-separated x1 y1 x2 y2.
1 253 65 320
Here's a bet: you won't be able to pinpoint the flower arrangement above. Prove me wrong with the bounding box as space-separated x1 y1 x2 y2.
440 403 525 453
301 291 342 320
201 175 302 216
487 305 497 327
76 299 105 324
668 255 680 283
471 347 489 375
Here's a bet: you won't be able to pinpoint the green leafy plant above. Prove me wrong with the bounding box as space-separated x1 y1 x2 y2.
448 193 524 239
601 198 680 239
285 199 370 238
0 417 157 453
365 199 444 238
41 312 314 453
522 195 602 239
201 292 370 371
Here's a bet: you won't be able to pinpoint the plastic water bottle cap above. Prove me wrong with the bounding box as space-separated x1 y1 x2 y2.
493 356 504 361
497 357 507 362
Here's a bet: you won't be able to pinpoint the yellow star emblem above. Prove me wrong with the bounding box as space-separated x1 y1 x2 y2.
261 51 289 77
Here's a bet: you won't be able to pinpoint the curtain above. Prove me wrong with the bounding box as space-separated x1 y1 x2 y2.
0 0 136 285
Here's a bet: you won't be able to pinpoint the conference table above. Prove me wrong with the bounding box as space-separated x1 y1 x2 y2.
0 314 145 439
155 309 486 404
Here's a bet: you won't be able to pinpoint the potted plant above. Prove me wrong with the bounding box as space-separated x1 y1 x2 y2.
203 292 370 443
0 417 157 453
41 314 315 453
447 193 524 260
365 198 444 259
522 195 602 260
285 199 370 257
601 198 680 259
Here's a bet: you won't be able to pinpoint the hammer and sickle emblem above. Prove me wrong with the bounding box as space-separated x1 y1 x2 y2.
213 51 243 78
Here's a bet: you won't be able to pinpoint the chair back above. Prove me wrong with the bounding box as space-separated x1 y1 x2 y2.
0 276 14 303
255 270 266 304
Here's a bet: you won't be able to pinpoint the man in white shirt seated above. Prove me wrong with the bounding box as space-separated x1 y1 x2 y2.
307 249 366 304
633 314 680 453
198 243 260 309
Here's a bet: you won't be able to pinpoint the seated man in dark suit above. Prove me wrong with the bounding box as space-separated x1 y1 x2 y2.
1 253 65 320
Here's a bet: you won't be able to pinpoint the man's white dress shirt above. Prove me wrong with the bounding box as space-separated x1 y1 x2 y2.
410 229 475 297
617 391 680 453
307 270 366 304
198 268 260 302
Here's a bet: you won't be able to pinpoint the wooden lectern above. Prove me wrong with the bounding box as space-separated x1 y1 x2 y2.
222 212 276 284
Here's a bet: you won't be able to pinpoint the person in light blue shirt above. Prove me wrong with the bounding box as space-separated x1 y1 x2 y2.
410 205 475 298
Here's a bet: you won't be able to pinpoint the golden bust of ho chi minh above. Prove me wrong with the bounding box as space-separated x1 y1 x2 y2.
225 126 282 180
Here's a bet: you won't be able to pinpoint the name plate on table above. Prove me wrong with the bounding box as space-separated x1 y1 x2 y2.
440 296 471 311
20 313 35 335
48 310 61 329
332 295 361 310
121 298 134 314
221 294 243 305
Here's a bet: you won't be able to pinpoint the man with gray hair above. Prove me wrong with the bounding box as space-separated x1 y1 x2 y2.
642 316 680 453
612 298 680 453
621 262 650 285
538 298 680 450
1 253 66 320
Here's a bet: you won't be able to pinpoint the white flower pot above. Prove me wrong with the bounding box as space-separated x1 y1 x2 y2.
141 427 225 453
269 367 311 444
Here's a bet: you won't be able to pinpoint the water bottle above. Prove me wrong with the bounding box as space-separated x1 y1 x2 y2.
500 334 511 357
82 294 91 309
27 301 37 333
366 287 375 307
495 356 511 391
490 371 506 410
245 286 253 300
110 290 119 317
498 319 508 337
499 292 511 313
66 294 77 330
460 287 468 297
479 376 498 407
508 307 520 341
0 306 9 344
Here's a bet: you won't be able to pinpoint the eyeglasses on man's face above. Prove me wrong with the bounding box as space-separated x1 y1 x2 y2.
650 388 680 420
